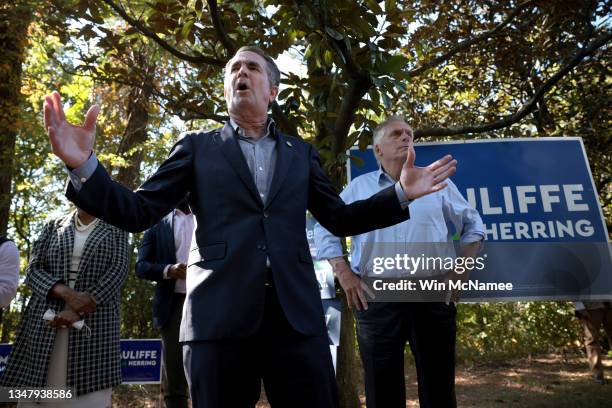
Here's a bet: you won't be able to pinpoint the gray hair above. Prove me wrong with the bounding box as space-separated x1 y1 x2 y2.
225 45 281 88
372 115 411 163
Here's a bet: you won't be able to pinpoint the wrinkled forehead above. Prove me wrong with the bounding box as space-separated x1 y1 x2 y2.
384 120 413 138
226 51 267 71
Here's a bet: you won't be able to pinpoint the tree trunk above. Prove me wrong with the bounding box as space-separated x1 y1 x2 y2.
115 84 152 189
308 65 367 408
0 3 31 235
337 292 362 408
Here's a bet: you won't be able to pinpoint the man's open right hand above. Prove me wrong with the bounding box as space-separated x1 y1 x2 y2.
43 91 99 168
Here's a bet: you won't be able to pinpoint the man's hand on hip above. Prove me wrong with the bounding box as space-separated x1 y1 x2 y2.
44 91 99 168
329 257 374 311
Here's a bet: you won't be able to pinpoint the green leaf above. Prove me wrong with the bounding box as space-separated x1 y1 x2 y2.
278 88 293 100
381 92 391 109
181 20 194 41
385 0 397 12
349 155 365 167
364 0 383 14
354 18 376 38
323 50 333 65
89 4 104 24
378 54 408 73
325 27 344 41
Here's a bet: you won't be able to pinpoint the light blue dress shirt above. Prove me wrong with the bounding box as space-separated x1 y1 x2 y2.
314 168 485 277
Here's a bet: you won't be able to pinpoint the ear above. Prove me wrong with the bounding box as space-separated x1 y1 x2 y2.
374 143 382 158
269 85 279 103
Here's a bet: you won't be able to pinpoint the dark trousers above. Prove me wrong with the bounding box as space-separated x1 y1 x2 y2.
183 285 339 408
355 302 457 408
161 293 189 408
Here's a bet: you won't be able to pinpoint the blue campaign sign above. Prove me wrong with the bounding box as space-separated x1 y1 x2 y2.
306 212 336 299
120 339 162 384
0 340 162 384
322 298 341 346
0 344 11 376
347 138 612 300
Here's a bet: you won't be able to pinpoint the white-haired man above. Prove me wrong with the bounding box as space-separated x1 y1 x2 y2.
315 116 485 408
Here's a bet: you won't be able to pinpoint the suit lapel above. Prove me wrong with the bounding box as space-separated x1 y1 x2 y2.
265 132 295 208
217 122 264 207
78 219 111 273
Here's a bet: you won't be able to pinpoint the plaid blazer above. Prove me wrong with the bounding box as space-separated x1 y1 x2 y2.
0 213 129 396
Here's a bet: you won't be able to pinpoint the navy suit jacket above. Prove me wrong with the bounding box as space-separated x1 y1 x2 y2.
135 213 179 329
67 122 409 342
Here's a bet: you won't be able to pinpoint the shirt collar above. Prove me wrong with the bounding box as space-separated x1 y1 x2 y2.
229 117 277 140
376 166 397 186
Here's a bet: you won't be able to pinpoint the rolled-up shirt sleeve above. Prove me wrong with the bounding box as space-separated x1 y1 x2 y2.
442 180 485 245
67 151 99 191
314 222 344 261
313 183 357 261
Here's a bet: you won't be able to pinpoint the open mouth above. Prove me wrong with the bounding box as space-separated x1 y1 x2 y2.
236 83 249 91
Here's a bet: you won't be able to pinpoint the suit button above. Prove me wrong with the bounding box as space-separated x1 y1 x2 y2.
257 243 267 251
263 212 269 218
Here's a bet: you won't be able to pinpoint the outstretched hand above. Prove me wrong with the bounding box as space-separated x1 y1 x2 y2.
43 91 99 168
399 144 457 200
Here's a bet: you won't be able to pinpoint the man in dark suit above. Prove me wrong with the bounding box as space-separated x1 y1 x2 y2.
136 197 193 408
43 46 457 408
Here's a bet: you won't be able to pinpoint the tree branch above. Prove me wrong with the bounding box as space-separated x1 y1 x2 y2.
299 1 374 159
54 57 228 124
100 0 225 66
333 75 373 153
328 35 364 80
407 0 537 77
414 31 612 138
300 0 364 79
206 0 236 55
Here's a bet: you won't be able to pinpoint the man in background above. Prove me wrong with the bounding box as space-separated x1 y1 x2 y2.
136 197 193 408
315 116 484 408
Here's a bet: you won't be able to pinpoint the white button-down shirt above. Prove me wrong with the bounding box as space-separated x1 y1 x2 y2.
163 209 195 293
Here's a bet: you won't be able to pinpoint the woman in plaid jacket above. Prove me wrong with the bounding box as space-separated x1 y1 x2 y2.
0 208 129 405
